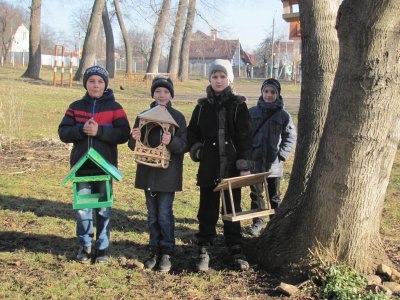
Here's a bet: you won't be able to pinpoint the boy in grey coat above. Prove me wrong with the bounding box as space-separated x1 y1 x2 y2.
245 78 297 236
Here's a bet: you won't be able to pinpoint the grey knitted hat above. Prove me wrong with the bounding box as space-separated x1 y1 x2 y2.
208 59 234 82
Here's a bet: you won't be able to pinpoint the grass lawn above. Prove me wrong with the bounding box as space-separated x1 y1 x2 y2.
0 65 398 299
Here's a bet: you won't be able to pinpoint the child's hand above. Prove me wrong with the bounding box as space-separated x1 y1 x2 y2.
83 119 98 136
131 128 141 141
162 132 171 145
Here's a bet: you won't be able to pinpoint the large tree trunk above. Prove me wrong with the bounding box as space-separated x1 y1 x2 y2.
178 0 196 81
256 0 400 274
102 3 115 78
146 0 171 74
73 0 106 81
114 0 132 75
284 0 339 198
21 0 41 79
167 0 188 79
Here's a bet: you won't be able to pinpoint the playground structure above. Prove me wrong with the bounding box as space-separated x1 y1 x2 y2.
52 45 75 88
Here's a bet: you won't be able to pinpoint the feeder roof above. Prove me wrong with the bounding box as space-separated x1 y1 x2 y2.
62 147 122 186
138 105 179 128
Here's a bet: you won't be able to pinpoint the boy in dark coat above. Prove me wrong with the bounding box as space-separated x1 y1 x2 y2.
245 78 297 236
128 76 187 273
59 66 131 263
187 59 252 271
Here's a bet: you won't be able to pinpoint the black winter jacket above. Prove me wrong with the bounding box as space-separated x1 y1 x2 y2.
187 85 252 187
58 89 131 168
128 101 188 192
249 96 297 177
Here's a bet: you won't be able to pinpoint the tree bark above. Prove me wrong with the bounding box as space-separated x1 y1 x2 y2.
178 0 196 81
114 0 132 75
167 0 188 79
102 3 115 78
285 0 339 198
21 0 42 79
256 0 400 274
146 0 172 75
73 0 106 81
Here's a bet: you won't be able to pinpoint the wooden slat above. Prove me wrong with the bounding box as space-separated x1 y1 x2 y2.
213 172 271 191
221 209 275 222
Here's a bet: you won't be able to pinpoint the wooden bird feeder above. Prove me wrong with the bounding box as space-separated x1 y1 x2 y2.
213 172 275 222
62 147 122 209
133 105 179 169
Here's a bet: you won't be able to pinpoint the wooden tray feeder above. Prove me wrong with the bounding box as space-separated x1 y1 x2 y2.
62 147 122 209
133 105 179 169
213 172 275 222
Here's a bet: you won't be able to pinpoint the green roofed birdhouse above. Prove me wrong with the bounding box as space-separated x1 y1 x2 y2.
62 147 122 209
133 105 179 169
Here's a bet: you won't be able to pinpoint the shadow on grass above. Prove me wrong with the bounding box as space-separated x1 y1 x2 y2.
0 195 198 234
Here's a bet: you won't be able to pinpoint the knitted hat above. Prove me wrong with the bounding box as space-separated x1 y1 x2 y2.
261 78 281 96
208 59 234 82
83 66 109 90
151 76 174 98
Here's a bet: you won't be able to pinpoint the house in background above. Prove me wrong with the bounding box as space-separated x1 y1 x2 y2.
10 23 29 53
189 30 254 77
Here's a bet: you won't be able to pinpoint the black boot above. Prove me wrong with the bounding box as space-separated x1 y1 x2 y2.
195 246 210 272
76 246 91 263
144 248 159 270
229 245 249 271
94 248 109 264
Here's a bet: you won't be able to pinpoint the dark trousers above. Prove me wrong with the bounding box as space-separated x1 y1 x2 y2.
250 177 281 224
196 186 242 246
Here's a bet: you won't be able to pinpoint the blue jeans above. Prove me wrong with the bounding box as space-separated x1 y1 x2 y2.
76 182 111 250
145 191 175 251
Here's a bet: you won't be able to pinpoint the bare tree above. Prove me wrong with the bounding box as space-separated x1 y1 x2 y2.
21 0 41 79
256 0 400 274
167 0 188 78
73 0 106 81
102 2 115 78
146 0 172 75
114 0 132 74
0 2 25 64
178 0 196 81
128 29 152 64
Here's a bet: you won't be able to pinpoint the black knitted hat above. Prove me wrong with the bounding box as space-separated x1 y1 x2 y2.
261 78 281 96
83 66 109 90
151 76 174 98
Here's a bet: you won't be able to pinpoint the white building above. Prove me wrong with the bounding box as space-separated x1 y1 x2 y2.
10 23 29 53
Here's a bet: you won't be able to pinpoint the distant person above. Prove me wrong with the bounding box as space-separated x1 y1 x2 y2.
187 59 252 271
245 78 297 236
58 66 131 263
128 76 187 273
246 63 252 79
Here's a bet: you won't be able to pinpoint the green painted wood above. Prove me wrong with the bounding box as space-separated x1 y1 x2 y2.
62 147 122 186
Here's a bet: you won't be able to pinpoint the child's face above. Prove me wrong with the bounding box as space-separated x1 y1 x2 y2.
153 87 172 106
86 75 106 98
210 71 230 93
262 86 278 103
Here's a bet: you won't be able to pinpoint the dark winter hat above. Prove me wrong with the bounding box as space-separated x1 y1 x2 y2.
208 59 234 82
83 66 109 90
261 78 281 96
151 76 174 98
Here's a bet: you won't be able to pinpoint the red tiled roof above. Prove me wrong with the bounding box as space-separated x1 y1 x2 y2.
189 31 239 60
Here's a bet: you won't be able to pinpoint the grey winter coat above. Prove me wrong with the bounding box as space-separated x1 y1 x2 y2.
128 101 188 192
249 96 297 177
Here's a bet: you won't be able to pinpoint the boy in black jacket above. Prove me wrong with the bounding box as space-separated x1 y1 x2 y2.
59 66 130 264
